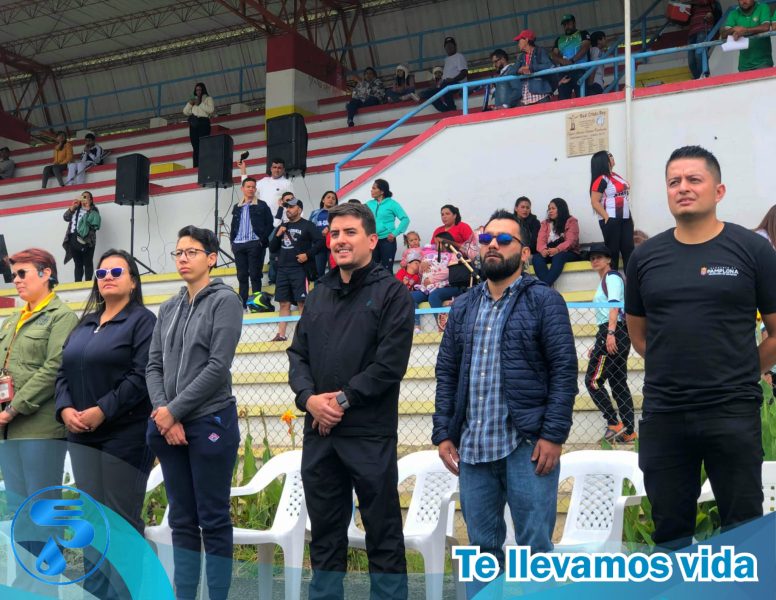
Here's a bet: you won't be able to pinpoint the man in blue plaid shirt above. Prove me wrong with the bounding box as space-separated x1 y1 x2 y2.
433 210 577 578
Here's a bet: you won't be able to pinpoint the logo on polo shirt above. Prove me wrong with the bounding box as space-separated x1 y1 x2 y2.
700 265 739 277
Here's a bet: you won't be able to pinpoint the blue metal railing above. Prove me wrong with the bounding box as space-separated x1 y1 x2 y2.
334 30 776 190
18 62 266 133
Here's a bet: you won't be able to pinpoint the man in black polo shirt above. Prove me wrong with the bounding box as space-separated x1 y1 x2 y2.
625 145 776 550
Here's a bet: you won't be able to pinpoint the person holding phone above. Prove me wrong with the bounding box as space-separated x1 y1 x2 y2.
182 82 215 168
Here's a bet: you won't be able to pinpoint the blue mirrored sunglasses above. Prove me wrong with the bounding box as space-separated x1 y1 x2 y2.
478 232 521 246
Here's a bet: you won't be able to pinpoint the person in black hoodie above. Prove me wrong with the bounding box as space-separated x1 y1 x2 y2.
55 249 156 600
268 197 324 341
287 202 415 600
514 196 541 254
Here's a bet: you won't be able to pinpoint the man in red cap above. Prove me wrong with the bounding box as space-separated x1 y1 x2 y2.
514 29 554 106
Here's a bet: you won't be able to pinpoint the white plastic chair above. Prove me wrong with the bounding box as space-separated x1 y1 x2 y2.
763 462 776 514
347 450 459 600
232 449 306 600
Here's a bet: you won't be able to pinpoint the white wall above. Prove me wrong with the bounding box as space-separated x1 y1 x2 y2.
341 73 776 246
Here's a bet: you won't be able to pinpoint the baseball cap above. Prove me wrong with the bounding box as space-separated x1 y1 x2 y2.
283 197 303 209
561 14 575 24
513 29 536 42
444 36 456 46
406 250 422 263
588 243 612 258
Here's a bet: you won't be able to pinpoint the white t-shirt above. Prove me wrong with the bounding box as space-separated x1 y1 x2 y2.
442 53 468 81
256 175 293 206
590 47 605 88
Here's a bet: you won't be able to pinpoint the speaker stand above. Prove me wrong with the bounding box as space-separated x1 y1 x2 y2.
129 202 156 275
213 185 235 268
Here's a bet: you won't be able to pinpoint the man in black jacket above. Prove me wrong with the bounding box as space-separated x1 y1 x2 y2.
287 202 415 600
268 197 323 341
231 160 274 307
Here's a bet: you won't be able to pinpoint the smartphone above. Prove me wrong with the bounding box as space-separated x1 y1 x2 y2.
240 151 250 162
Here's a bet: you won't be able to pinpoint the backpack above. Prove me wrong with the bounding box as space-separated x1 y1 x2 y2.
601 270 625 320
246 291 275 313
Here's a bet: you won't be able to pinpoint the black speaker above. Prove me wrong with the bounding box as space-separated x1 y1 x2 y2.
0 234 10 283
115 154 150 206
266 113 308 176
198 134 234 188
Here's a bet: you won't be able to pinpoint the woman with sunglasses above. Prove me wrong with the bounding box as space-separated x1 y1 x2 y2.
62 190 101 282
533 197 581 287
590 150 634 270
55 249 156 599
0 249 77 591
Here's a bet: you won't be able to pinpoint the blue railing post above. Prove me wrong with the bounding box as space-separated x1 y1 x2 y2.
462 86 469 115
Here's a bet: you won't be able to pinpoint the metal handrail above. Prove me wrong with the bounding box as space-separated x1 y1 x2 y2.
334 30 776 190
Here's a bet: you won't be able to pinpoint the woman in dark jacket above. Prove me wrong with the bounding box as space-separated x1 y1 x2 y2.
514 196 541 254
63 191 101 282
55 249 156 599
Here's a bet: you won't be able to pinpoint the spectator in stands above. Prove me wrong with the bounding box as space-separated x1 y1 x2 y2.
147 226 242 600
67 132 105 185
686 1 717 79
585 243 635 444
183 82 215 168
55 249 156 600
366 178 410 273
269 198 324 342
754 204 776 247
590 150 634 270
232 161 274 307
288 202 414 600
385 64 418 102
514 196 541 254
346 67 385 127
633 229 650 246
261 158 295 283
0 248 78 594
722 0 773 72
514 30 554 106
626 145 776 551
399 230 421 267
432 204 474 245
587 31 607 94
533 198 581 286
63 191 101 282
396 250 422 292
0 146 15 180
419 37 468 112
551 14 592 100
310 191 338 278
434 210 577 587
42 131 73 188
489 49 521 109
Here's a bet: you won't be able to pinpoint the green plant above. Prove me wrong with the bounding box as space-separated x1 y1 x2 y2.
761 378 776 460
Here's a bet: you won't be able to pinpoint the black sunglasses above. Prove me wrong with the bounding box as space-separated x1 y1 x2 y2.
479 232 522 246
11 268 42 280
95 267 125 280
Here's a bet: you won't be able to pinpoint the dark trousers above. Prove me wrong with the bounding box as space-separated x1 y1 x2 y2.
42 164 67 188
373 237 397 273
69 429 155 600
557 70 583 100
189 117 211 168
598 217 634 271
420 85 457 112
315 249 330 279
638 403 764 550
531 250 580 286
268 251 278 284
232 239 265 306
0 438 66 596
346 97 380 123
69 233 96 281
303 434 408 600
585 322 634 434
147 404 240 600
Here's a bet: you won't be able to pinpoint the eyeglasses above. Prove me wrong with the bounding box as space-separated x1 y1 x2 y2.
171 248 209 260
95 267 125 279
11 269 41 280
478 232 522 246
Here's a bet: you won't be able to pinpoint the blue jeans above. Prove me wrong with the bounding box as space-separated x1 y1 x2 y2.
373 237 397 273
459 440 559 565
410 286 463 326
531 251 578 286
687 31 710 79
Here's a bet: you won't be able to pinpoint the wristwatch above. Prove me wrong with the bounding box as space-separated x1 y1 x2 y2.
335 391 350 410
4 405 18 417
607 330 616 335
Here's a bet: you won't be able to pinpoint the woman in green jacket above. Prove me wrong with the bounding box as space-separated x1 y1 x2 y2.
0 248 78 587
63 190 101 282
366 178 410 273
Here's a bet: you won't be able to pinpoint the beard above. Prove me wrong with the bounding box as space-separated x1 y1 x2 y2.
481 252 523 282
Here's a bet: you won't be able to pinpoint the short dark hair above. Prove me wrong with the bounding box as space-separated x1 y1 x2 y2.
328 202 376 236
364 66 378 77
490 49 508 61
85 133 96 140
515 196 531 207
280 191 295 201
242 177 257 187
590 31 606 47
271 157 286 167
0 147 8 152
347 198 361 204
177 225 219 255
665 145 721 182
484 209 527 245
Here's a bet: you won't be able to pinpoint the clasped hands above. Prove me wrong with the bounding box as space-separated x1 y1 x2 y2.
306 392 345 437
60 406 106 434
151 406 188 446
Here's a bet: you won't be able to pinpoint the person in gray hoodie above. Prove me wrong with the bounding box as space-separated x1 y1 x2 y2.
146 225 243 600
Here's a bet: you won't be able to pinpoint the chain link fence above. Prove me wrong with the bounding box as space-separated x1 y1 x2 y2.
234 302 641 456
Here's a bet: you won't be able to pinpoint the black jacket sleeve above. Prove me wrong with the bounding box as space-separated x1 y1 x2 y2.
259 203 274 245
268 227 282 253
287 298 315 411
433 301 464 445
342 282 414 407
306 221 324 257
230 206 240 243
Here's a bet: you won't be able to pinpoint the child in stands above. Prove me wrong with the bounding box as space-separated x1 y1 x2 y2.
396 250 422 291
399 231 421 268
